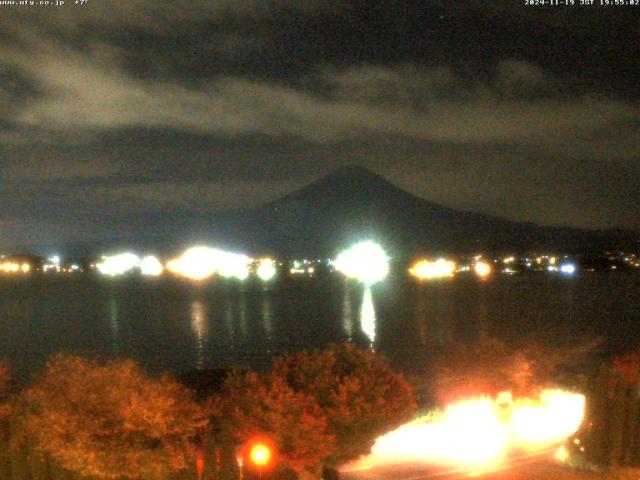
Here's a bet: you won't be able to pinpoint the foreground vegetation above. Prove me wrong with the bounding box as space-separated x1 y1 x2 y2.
0 344 416 480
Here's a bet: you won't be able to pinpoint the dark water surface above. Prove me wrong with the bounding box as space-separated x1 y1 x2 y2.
1 272 639 381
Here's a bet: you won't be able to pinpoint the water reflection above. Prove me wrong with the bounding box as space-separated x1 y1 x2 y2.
108 296 119 355
262 285 273 340
360 286 377 345
190 300 209 370
238 287 248 338
4 274 637 379
224 297 234 344
342 284 354 341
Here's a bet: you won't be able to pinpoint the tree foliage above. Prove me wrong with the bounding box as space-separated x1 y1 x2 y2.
273 344 416 466
0 361 10 423
434 337 599 404
24 354 207 479
211 370 335 474
434 338 535 402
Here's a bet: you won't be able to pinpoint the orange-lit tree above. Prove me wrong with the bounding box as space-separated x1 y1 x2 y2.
0 362 11 475
0 361 10 424
433 338 537 403
24 354 208 479
211 371 335 477
273 344 416 467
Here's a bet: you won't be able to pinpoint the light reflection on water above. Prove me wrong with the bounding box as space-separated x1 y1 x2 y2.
261 285 273 341
360 286 376 345
190 300 208 370
1 274 640 379
108 295 119 355
342 284 354 341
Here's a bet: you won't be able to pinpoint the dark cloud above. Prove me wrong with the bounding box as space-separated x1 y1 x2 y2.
0 0 638 248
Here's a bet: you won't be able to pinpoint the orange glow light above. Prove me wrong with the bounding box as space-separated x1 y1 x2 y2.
474 261 492 278
249 443 272 467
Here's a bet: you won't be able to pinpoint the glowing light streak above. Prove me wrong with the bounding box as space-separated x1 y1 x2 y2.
409 259 456 280
510 390 585 448
346 389 584 473
334 241 389 285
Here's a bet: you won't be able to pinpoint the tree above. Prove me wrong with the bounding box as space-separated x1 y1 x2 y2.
434 337 598 404
273 344 416 467
211 371 335 475
433 338 538 404
24 354 208 479
0 362 12 477
0 361 10 424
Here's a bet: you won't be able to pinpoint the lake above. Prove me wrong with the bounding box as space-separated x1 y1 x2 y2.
1 272 639 382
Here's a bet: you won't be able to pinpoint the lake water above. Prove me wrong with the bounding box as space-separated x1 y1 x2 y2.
1 272 639 382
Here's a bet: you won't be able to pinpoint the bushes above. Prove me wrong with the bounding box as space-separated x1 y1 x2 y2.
1 345 416 480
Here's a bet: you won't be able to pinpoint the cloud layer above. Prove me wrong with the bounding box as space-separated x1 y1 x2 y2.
0 0 638 247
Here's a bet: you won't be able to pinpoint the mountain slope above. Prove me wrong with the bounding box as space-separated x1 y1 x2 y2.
235 166 638 257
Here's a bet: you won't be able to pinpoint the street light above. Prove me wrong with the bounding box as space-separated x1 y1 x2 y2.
249 443 272 468
238 439 276 480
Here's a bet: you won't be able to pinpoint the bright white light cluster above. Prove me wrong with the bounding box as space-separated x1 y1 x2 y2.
334 241 389 285
96 253 140 276
167 246 251 281
256 258 277 281
96 253 163 277
140 256 164 276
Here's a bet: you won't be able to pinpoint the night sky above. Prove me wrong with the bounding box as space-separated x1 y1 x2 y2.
1 1 639 249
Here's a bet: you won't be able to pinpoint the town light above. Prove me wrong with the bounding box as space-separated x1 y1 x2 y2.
96 252 140 276
409 258 456 280
166 246 251 281
474 261 492 278
560 263 576 275
256 258 277 281
140 255 164 276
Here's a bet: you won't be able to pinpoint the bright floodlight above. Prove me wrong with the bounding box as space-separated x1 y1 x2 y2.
257 258 277 281
334 241 389 285
140 255 164 276
97 252 140 276
167 246 223 280
218 252 251 280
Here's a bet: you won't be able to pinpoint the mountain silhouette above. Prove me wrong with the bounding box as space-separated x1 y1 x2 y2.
15 166 637 258
232 166 638 258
